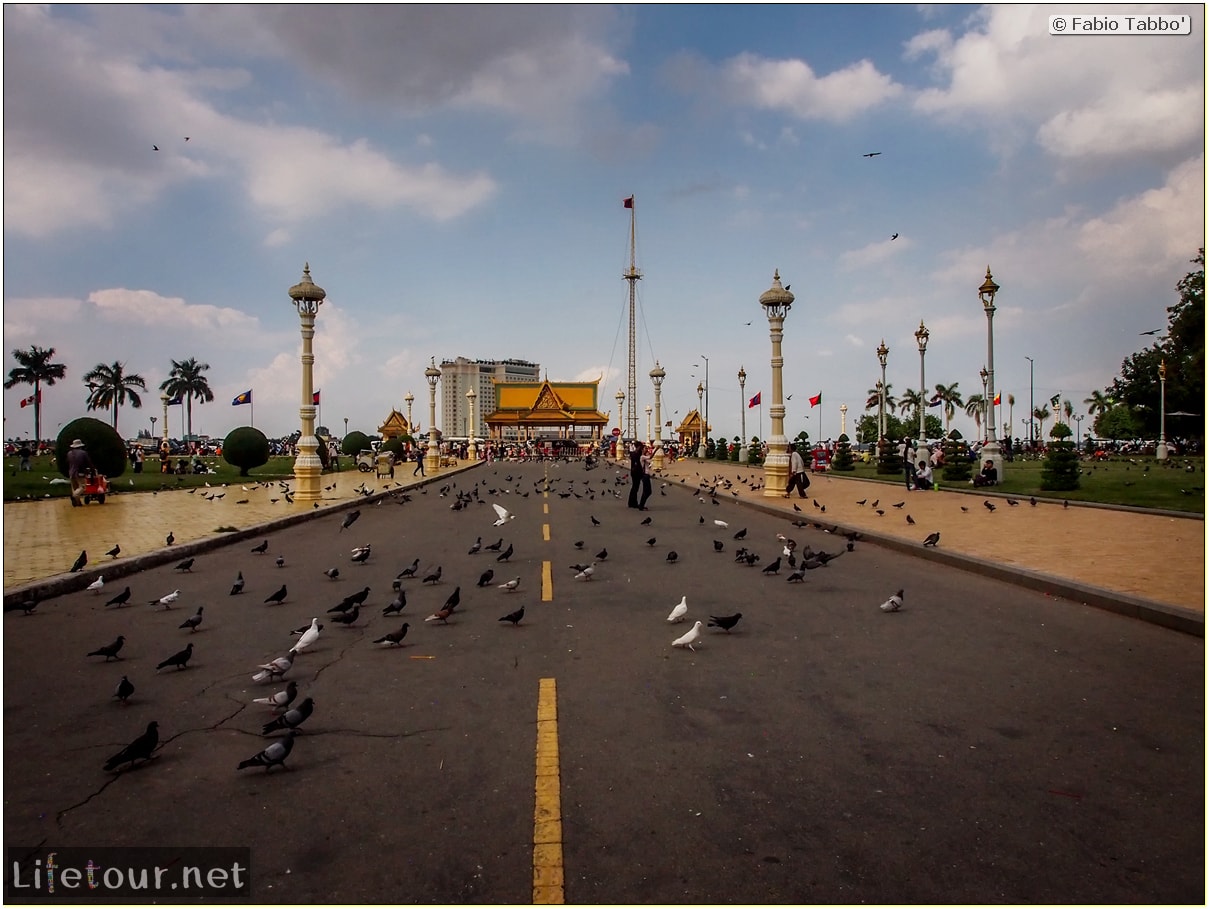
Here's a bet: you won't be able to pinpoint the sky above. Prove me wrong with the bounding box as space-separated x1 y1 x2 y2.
4 3 1205 445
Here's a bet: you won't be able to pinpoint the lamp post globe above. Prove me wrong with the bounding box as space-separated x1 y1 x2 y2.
914 319 930 469
977 267 1003 479
288 263 327 503
759 269 794 497
649 362 666 470
424 359 441 474
738 366 748 464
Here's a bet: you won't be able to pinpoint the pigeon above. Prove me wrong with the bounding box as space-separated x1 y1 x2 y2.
573 540 585 550
761 557 781 575
468 537 482 555
397 558 420 579
262 697 314 735
595 548 608 561
574 564 595 581
667 596 688 623
275 556 286 568
863 151 882 157
341 510 361 532
229 571 245 595
174 558 194 572
440 586 461 612
103 721 159 771
590 515 601 526
290 618 322 653
113 675 135 704
104 587 132 608
149 589 180 609
708 612 742 632
492 503 515 526
253 680 298 711
86 575 105 594
251 540 269 554
253 652 295 682
786 568 805 583
105 544 121 559
646 537 657 547
422 566 443 584
238 729 299 771
906 514 915 525
166 532 175 546
156 642 193 671
70 550 88 573
373 622 411 645
733 528 748 540
341 586 372 608
330 605 360 627
496 543 514 562
324 568 340 580
890 232 899 241
922 532 940 548
498 606 525 626
666 551 679 564
984 500 996 512
425 605 456 624
178 607 204 632
264 584 288 605
6 598 38 615
499 576 521 592
713 540 725 552
671 621 703 652
484 538 504 552
382 592 407 616
714 519 728 528
879 589 905 612
640 516 652 526
476 569 495 588
88 635 126 661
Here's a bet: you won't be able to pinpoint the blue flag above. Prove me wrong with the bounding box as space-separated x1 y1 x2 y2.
232 389 252 406
165 395 183 406
928 395 944 408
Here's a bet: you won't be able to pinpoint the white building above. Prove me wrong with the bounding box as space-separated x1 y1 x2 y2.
440 357 540 438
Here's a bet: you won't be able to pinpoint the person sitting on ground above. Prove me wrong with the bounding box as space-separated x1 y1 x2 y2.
972 458 998 487
914 459 934 490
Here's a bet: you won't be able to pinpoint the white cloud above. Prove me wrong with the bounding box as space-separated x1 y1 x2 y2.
719 53 904 121
839 237 911 270
87 289 260 332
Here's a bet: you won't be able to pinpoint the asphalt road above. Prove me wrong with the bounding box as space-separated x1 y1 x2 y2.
4 461 1203 904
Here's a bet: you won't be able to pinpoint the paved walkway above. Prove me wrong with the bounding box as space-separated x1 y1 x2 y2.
4 457 1203 633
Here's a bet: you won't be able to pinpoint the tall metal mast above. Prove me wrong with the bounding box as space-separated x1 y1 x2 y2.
623 196 641 441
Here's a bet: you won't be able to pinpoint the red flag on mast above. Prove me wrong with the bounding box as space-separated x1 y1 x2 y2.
809 392 822 407
623 196 634 208
748 392 761 408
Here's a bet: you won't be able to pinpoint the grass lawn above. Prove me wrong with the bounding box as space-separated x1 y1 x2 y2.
1 454 352 502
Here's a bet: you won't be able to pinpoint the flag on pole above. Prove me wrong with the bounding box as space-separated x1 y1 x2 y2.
993 392 1001 406
312 390 321 405
748 392 761 408
928 394 944 407
19 391 40 408
809 392 822 407
232 390 253 406
165 395 183 406
623 195 634 208
1049 393 1060 408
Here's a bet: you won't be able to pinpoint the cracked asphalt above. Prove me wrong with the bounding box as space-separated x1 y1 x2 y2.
4 461 1203 904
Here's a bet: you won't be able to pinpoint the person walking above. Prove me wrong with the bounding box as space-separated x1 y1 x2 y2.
901 437 916 490
66 438 96 507
637 442 653 510
18 441 32 472
784 443 809 498
627 441 648 508
412 446 425 477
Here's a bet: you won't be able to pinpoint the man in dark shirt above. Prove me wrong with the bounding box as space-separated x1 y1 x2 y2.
66 439 96 506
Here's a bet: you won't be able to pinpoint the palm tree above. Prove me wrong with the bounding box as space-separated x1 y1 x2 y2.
933 381 963 436
5 345 67 444
965 394 986 440
1084 390 1112 418
160 358 214 439
898 388 923 430
1061 398 1074 427
864 382 896 412
1033 405 1051 440
83 361 147 433
1007 393 1016 439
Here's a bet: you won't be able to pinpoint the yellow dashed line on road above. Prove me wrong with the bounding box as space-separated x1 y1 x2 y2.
533 678 564 904
542 560 552 602
543 523 551 541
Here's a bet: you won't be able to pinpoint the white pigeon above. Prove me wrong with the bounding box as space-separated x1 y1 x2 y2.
86 575 105 594
498 577 521 592
350 544 371 557
290 618 322 653
878 589 905 613
574 563 595 581
491 503 515 527
151 589 180 609
672 620 703 652
666 596 688 623
713 519 729 528
252 652 295 683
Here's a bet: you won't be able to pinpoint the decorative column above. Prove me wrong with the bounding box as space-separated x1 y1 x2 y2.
467 388 478 461
760 270 794 497
876 339 889 461
425 359 441 473
645 404 652 445
839 403 848 438
980 367 989 442
615 389 625 458
978 267 1003 478
404 391 414 437
1157 360 1169 460
696 383 705 457
160 393 170 444
650 362 665 470
914 320 930 470
738 366 748 464
288 263 327 503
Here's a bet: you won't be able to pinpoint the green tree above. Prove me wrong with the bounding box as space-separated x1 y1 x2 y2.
965 394 986 440
898 388 923 426
5 344 67 443
223 426 270 477
1033 405 1051 441
1095 404 1139 441
342 431 372 456
831 433 855 471
942 431 972 482
55 417 127 479
933 381 963 436
160 358 214 439
1041 422 1080 491
83 361 147 433
1084 389 1113 418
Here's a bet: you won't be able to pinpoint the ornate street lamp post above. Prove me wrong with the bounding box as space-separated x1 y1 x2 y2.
759 269 794 497
150 415 157 440
288 263 326 503
467 387 478 461
615 389 625 458
876 339 889 460
160 393 170 444
839 403 848 438
699 354 710 460
404 392 414 437
1157 360 1169 460
645 404 652 445
914 319 930 469
980 366 989 442
696 382 705 457
1074 414 1084 450
1025 355 1035 449
424 359 441 474
978 267 1003 478
738 366 748 464
650 362 666 470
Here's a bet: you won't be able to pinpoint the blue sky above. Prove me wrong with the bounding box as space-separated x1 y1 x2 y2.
4 3 1204 443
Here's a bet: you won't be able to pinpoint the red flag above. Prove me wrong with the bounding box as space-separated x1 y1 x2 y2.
19 395 30 408
748 392 761 408
312 390 321 405
623 196 634 209
809 392 822 407
19 391 40 408
993 392 1001 406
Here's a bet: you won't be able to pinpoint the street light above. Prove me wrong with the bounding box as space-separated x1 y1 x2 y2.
1157 360 1169 460
425 359 441 473
160 393 170 444
876 339 889 460
650 362 666 470
467 387 478 461
700 354 710 461
615 389 625 457
1074 414 1084 450
645 404 652 444
914 319 930 469
978 267 1003 478
1025 355 1035 450
695 382 705 457
979 366 989 442
150 415 157 439
759 269 794 497
738 366 748 464
404 392 414 437
288 263 327 503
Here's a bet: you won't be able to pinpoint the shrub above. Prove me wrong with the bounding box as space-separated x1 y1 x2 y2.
942 431 972 482
877 438 903 475
342 431 371 457
223 426 270 477
831 433 855 472
56 418 128 478
729 437 741 462
381 436 407 459
1041 423 1080 491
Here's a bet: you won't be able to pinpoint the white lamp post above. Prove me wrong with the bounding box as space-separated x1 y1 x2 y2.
615 389 625 458
839 403 848 438
980 366 989 442
978 267 1003 478
1157 360 1169 460
738 366 748 464
467 387 478 461
759 269 794 497
425 359 441 473
1074 414 1084 451
650 362 666 470
914 320 930 469
288 263 326 503
645 404 652 444
876 339 889 460
696 382 705 457
404 392 414 437
160 393 170 444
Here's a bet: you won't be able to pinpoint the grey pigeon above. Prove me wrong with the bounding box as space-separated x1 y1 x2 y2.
878 589 905 612
476 569 495 588
253 652 294 683
174 558 194 572
382 592 406 616
113 675 135 704
324 567 340 580
178 606 204 632
229 571 245 595
498 606 525 626
496 543 514 562
262 697 314 735
238 729 298 771
330 605 360 627
340 510 361 532
422 566 443 584
373 622 410 645
251 540 269 554
103 720 158 771
156 642 193 671
397 559 420 579
253 680 298 711
88 635 126 661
